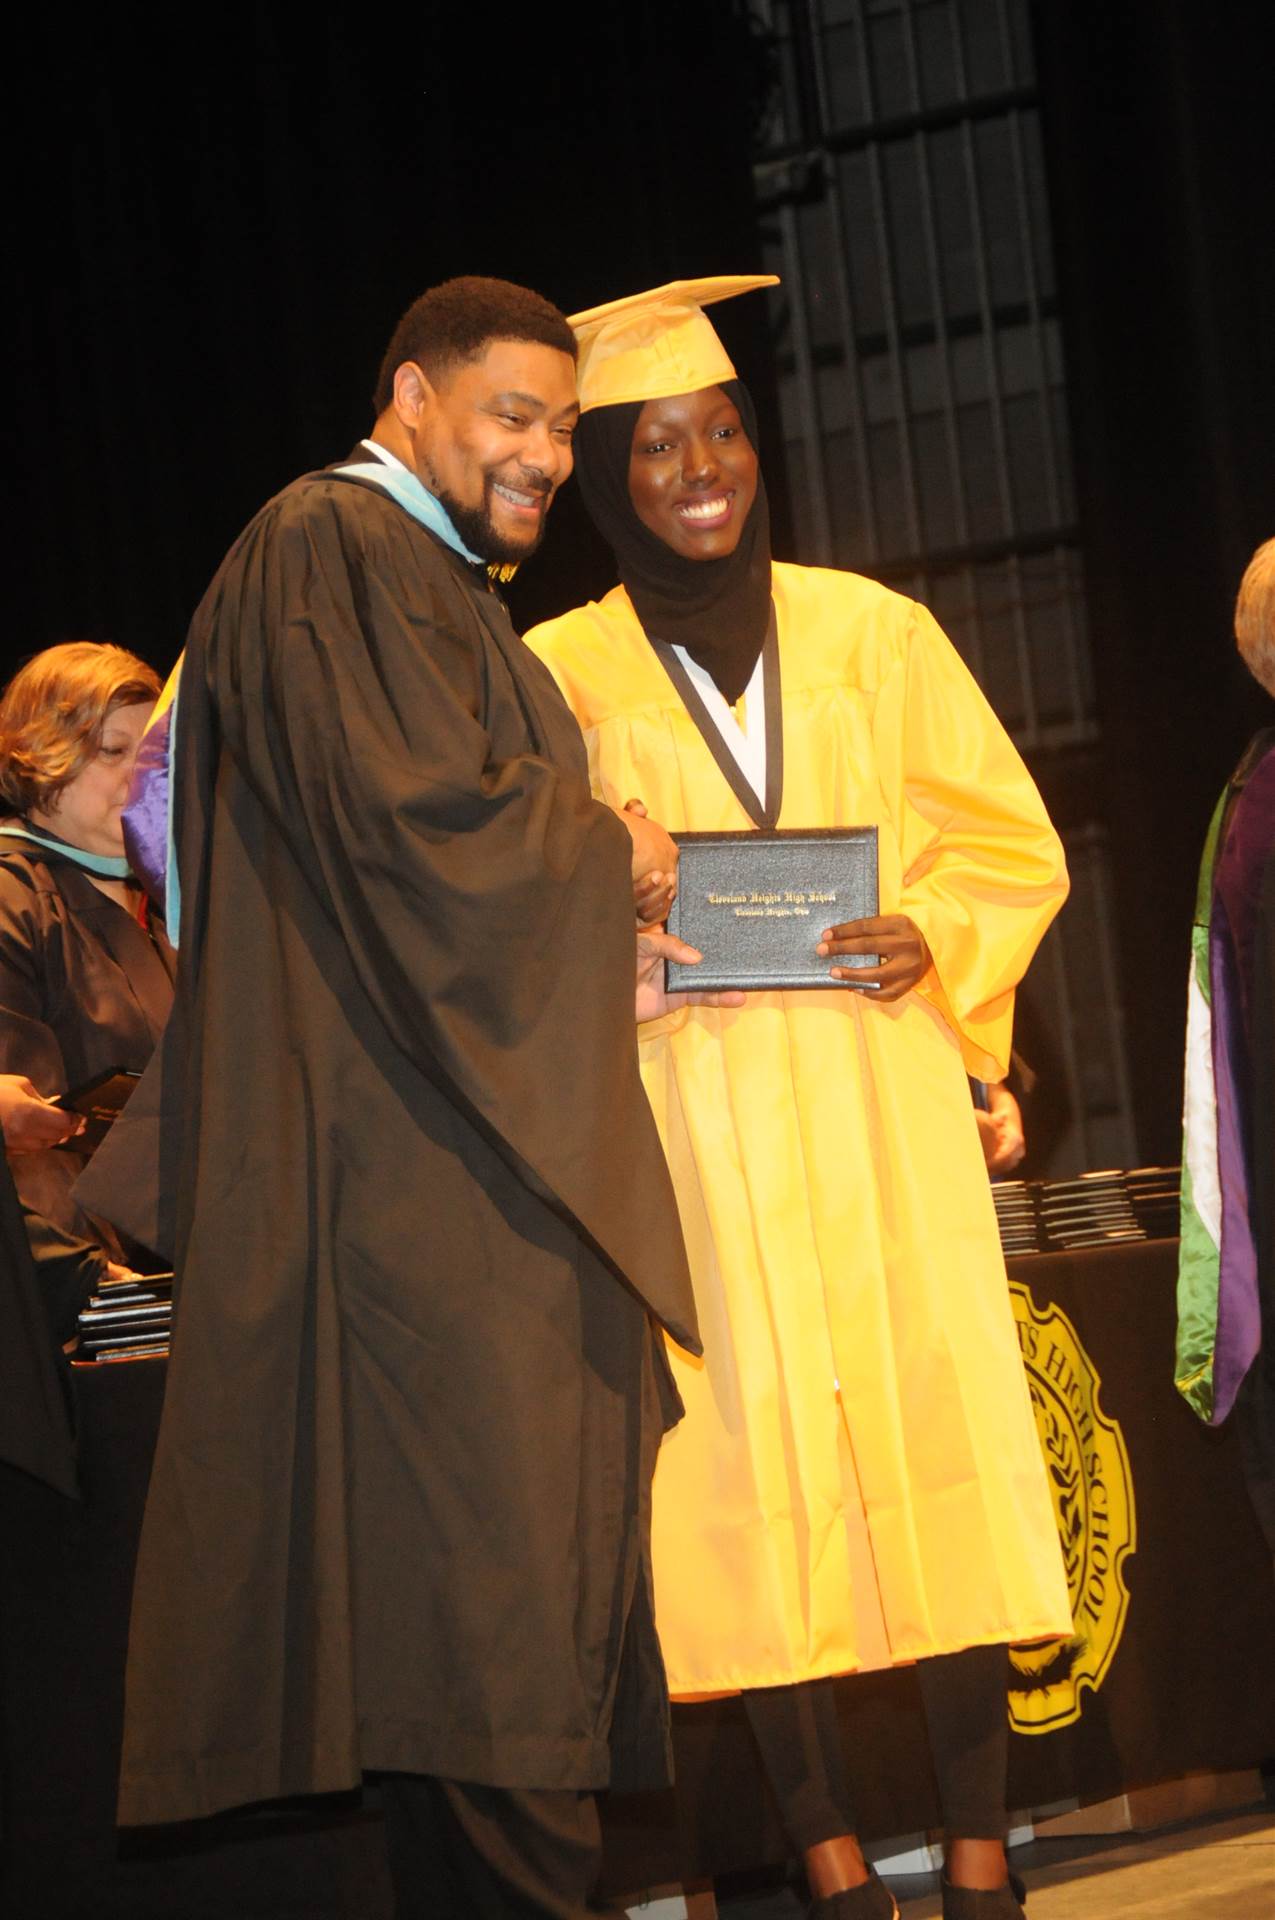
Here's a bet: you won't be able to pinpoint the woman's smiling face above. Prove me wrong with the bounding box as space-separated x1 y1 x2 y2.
627 385 758 561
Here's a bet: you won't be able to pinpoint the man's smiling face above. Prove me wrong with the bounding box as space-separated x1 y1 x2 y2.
408 337 579 563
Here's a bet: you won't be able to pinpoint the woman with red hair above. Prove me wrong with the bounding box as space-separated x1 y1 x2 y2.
0 641 173 1327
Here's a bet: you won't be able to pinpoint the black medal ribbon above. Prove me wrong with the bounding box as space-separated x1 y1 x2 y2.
648 603 783 830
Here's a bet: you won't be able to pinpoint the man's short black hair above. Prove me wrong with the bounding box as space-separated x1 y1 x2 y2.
372 276 577 415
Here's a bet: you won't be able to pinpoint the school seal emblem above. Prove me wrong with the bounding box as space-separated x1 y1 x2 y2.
1007 1281 1137 1734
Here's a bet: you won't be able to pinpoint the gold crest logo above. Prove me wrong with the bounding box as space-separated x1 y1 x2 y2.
1007 1282 1137 1734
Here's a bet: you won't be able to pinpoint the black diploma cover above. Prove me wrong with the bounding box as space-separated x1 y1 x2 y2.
53 1066 141 1155
665 828 879 992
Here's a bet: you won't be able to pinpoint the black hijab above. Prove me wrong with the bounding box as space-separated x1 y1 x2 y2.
573 379 772 705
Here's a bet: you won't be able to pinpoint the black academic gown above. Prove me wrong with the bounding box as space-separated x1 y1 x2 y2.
88 464 699 1827
0 844 175 1264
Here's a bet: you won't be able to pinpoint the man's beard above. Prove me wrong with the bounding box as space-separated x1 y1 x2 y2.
433 471 551 565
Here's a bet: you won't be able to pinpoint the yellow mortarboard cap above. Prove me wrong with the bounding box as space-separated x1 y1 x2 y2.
569 274 780 413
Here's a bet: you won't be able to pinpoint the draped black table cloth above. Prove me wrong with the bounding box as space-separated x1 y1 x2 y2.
2 1239 1272 1914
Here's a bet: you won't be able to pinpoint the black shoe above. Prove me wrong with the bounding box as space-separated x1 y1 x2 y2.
939 1867 1027 1918
809 1867 899 1920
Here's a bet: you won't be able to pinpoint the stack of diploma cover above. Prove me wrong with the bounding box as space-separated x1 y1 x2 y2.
1123 1166 1181 1240
76 1269 173 1362
665 828 878 992
992 1167 1181 1257
990 1182 1042 1257
1034 1171 1144 1249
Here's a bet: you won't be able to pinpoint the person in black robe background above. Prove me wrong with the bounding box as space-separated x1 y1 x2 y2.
80 279 704 1918
0 642 175 1293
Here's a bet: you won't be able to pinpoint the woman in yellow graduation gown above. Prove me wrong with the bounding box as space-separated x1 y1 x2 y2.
527 278 1072 1920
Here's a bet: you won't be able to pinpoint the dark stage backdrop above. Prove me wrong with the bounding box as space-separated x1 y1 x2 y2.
8 4 1275 1163
1032 0 1275 1161
6 8 779 679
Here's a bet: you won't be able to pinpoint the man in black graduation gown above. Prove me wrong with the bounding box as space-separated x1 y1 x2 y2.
95 279 701 1917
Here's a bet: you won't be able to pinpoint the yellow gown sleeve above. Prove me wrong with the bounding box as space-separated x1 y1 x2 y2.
873 601 1068 1080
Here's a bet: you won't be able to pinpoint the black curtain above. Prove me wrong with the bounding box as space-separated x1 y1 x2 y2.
1032 0 1275 1161
6 7 778 677
20 5 1275 1167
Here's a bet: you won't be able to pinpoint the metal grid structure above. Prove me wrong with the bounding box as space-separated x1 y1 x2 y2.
749 0 1138 1172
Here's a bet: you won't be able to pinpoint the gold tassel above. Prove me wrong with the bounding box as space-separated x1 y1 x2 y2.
487 561 519 585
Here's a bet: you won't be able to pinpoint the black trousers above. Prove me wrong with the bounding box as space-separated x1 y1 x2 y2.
742 1644 1011 1849
379 1773 614 1919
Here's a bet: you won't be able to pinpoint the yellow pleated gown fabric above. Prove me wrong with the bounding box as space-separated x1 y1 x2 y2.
526 563 1073 1696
